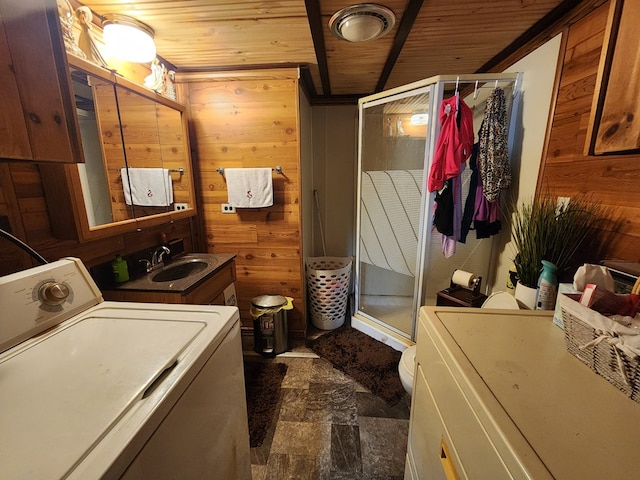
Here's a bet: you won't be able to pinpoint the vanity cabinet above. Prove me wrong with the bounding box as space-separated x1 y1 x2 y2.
406 306 640 480
102 259 236 306
0 0 81 163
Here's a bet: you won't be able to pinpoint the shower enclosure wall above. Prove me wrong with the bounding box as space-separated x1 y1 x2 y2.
353 74 521 346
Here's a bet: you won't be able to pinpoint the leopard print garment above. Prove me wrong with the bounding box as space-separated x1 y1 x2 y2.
478 88 511 203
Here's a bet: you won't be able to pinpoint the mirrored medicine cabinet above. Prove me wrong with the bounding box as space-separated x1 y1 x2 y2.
42 54 196 242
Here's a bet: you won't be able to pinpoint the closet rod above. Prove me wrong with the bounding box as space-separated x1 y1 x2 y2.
216 166 283 175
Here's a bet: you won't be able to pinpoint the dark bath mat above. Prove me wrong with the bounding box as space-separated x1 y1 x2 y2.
308 326 406 406
244 359 288 448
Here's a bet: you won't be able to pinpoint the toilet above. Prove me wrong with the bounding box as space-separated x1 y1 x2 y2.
398 344 417 396
481 291 520 309
399 292 519 395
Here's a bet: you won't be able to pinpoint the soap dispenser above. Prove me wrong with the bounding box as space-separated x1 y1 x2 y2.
111 254 130 283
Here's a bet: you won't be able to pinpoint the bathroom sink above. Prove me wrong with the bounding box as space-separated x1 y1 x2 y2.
109 253 231 293
151 259 209 282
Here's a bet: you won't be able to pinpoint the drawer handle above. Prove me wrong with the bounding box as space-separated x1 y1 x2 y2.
440 438 460 480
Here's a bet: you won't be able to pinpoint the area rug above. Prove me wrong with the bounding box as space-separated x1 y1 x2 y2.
243 359 288 448
308 326 406 406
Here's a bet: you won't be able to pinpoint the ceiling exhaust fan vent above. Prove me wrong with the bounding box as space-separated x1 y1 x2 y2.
329 4 396 43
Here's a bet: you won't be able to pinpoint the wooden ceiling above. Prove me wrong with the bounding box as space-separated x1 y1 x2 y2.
77 0 596 102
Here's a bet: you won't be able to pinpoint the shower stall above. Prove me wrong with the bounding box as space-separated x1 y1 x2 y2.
352 74 522 346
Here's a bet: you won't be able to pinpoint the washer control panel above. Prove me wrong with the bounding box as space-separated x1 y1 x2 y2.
0 258 102 353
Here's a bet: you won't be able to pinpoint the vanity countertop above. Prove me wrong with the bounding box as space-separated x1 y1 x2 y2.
104 253 236 295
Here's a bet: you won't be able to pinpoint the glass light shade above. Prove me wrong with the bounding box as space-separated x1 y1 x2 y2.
339 16 385 42
329 4 395 43
103 15 156 63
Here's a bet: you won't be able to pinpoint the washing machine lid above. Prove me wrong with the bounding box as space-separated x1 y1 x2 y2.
0 304 224 480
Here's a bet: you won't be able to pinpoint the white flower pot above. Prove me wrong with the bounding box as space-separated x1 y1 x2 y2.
514 281 537 310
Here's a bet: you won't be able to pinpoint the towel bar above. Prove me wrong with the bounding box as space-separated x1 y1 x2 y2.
117 168 184 176
216 166 282 175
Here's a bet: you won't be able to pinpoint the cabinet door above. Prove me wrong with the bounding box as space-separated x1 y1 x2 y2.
0 0 81 163
0 19 31 159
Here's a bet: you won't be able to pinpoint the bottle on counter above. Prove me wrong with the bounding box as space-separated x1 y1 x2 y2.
535 260 558 310
506 262 518 295
111 254 129 283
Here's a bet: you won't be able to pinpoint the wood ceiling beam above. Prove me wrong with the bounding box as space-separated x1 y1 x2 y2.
375 0 425 93
304 0 331 95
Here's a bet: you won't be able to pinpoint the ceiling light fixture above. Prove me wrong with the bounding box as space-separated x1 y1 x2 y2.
329 4 395 43
102 14 156 63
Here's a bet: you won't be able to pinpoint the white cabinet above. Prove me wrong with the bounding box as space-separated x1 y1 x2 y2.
406 307 640 480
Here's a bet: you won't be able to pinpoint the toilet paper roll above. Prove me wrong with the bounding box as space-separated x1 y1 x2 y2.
452 270 476 289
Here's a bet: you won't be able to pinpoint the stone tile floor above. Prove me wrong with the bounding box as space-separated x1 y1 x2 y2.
245 339 410 480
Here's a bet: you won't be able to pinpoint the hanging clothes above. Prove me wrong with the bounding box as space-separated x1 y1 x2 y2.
461 139 502 241
427 95 474 192
433 180 454 237
459 143 479 243
441 169 463 257
477 88 511 202
473 191 501 238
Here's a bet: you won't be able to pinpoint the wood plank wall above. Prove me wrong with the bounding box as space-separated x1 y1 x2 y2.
0 161 197 276
537 2 640 262
177 69 306 338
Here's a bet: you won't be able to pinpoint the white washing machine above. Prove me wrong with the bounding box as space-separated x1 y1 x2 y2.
0 257 251 479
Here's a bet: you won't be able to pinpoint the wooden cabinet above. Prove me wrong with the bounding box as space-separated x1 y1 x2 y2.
586 0 640 155
102 260 236 306
40 55 196 242
0 0 81 163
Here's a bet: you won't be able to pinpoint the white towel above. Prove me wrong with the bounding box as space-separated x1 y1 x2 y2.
225 168 273 208
121 168 174 207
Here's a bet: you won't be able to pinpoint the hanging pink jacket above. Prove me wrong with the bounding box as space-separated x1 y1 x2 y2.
427 95 474 192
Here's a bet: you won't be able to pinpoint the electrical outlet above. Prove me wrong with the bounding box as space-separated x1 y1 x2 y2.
174 203 189 211
557 196 570 212
221 203 236 214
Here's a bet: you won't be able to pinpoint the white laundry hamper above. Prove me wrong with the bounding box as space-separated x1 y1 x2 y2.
306 256 352 330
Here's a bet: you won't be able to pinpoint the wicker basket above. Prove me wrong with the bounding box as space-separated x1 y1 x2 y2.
560 294 640 402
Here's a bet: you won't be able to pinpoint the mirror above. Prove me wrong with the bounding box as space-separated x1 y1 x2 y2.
115 83 169 219
71 66 134 226
46 56 196 241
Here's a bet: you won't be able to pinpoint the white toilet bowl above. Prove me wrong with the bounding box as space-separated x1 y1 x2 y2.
399 294 519 395
399 344 417 396
481 291 520 309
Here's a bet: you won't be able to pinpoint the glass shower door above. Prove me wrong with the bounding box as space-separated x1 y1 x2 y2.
355 87 432 339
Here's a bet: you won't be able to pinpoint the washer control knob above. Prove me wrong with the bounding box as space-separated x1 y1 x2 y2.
39 282 70 306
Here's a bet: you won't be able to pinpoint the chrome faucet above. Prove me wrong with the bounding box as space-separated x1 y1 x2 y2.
139 245 171 273
152 245 171 266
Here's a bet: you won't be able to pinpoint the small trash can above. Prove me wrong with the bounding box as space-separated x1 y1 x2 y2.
250 295 291 356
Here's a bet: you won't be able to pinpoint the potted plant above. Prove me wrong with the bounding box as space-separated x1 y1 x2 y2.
510 193 601 308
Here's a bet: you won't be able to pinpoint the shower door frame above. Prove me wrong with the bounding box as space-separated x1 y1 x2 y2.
353 73 522 344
